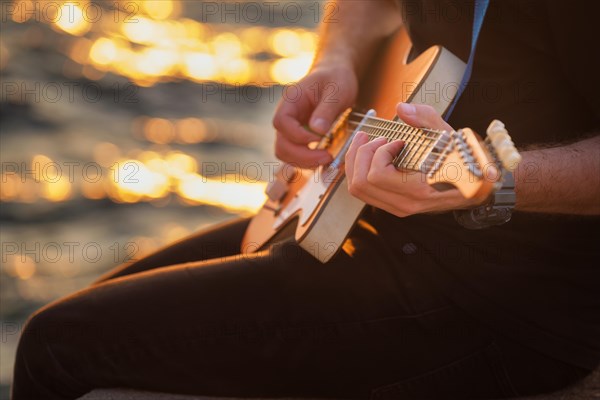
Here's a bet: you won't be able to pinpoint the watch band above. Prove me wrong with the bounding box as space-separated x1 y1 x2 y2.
453 170 516 229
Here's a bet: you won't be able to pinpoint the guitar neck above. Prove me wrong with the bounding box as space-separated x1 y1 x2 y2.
347 111 452 174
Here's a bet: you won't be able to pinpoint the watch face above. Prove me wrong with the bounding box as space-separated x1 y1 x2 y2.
454 207 512 230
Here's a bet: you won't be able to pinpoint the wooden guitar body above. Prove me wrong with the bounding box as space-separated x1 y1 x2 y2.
242 28 496 262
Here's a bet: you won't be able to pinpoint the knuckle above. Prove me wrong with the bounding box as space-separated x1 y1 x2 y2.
415 186 432 199
272 115 282 131
274 143 289 162
402 202 419 216
353 176 368 192
344 150 354 164
347 183 361 197
366 170 382 185
356 144 370 157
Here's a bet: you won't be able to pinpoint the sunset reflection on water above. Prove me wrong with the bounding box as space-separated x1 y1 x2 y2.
3 0 318 212
1 1 322 387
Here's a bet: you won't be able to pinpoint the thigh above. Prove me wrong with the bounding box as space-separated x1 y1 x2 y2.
95 217 250 282
20 220 510 399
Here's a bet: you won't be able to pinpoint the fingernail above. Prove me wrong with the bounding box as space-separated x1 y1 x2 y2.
398 103 416 115
353 131 367 141
310 118 329 134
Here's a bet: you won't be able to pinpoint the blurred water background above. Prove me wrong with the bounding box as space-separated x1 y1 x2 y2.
0 0 323 396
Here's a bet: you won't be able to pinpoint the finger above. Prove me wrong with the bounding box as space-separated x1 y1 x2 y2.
396 103 453 132
309 98 345 135
370 139 405 173
351 136 388 190
273 103 324 145
275 132 332 168
345 173 415 216
344 131 369 186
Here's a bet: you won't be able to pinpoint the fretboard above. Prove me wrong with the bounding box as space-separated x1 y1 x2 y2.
347 112 450 173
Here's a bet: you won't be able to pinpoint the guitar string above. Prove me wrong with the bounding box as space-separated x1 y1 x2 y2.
346 116 445 146
345 121 448 169
344 122 450 168
346 121 443 145
345 121 450 158
349 121 439 167
350 112 446 136
349 112 445 137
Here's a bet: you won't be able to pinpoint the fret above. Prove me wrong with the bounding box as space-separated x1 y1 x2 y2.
376 119 386 139
381 119 392 140
397 126 419 168
401 126 419 168
418 132 437 170
377 120 387 138
414 135 434 172
404 128 428 170
346 112 445 172
385 120 397 140
393 123 410 166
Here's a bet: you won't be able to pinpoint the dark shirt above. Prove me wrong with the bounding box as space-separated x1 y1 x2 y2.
379 0 600 369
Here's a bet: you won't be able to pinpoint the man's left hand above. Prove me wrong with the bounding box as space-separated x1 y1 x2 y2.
344 103 483 217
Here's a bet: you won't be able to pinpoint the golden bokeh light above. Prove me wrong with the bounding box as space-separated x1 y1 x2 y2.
89 38 118 66
122 16 159 45
271 53 314 84
175 118 207 143
183 52 217 82
142 0 177 20
221 58 252 84
177 173 267 214
1 174 20 201
144 118 176 144
6 255 37 280
82 64 105 80
81 180 107 200
0 40 8 71
271 29 303 58
10 0 33 23
53 3 90 36
110 159 170 200
5 0 322 215
136 47 179 77
93 142 122 168
165 152 198 178
42 175 72 202
212 33 243 60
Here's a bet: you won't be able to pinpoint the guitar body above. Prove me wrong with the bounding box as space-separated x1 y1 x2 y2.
242 28 468 262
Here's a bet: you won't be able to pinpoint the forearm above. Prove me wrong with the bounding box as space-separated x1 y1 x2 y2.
515 135 600 215
313 0 402 77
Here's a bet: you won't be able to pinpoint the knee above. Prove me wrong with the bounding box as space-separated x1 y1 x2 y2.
16 305 66 377
14 303 87 398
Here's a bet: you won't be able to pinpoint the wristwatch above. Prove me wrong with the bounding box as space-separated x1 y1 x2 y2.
454 170 516 229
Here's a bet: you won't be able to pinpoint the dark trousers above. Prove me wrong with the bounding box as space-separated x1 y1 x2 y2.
12 217 587 400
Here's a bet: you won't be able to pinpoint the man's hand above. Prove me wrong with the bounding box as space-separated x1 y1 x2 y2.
345 103 483 217
272 64 358 168
271 0 401 169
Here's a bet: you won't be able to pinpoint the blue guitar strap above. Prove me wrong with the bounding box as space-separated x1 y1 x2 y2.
444 0 490 120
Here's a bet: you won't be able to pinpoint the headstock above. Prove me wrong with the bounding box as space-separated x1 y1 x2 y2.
425 120 521 201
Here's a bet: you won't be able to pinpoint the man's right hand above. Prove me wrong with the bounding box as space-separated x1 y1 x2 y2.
272 64 358 168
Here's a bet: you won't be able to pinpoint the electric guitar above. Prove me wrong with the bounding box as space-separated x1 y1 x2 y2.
242 28 521 263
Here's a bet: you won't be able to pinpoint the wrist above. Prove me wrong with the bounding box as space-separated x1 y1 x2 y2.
311 49 358 74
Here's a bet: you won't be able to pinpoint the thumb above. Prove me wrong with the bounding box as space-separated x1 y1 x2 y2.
309 102 344 135
396 103 452 132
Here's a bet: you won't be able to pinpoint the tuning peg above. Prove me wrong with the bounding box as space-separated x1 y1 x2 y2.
486 120 522 171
